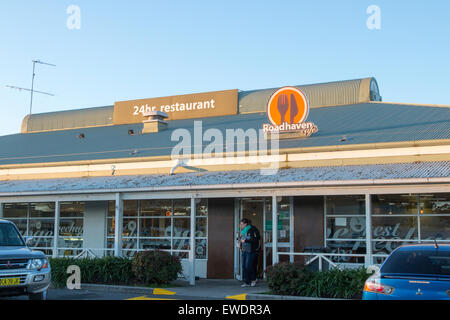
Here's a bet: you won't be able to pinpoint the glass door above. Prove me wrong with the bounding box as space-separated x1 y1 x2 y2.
234 197 294 280
234 198 265 280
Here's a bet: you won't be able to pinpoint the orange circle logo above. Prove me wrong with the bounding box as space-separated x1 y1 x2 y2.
267 87 309 126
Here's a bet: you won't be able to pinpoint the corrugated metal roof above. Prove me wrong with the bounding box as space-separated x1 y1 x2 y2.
0 161 447 194
1 102 448 166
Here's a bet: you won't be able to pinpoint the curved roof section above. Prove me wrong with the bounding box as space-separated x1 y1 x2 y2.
238 77 381 113
21 106 114 134
20 77 381 133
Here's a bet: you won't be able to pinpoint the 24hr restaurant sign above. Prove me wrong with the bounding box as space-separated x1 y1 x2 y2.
263 87 318 137
113 89 238 124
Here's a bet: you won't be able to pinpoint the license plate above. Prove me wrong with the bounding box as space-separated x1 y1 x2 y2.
0 278 21 286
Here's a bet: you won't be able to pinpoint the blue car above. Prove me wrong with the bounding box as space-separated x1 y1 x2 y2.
363 244 450 300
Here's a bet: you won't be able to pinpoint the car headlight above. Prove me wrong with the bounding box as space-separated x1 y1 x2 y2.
28 259 49 270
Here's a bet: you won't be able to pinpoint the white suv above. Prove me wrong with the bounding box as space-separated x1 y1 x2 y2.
0 219 51 300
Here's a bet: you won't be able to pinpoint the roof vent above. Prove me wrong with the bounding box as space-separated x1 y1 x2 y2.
142 111 168 134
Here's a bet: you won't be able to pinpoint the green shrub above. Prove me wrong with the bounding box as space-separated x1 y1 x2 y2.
49 256 134 288
50 251 182 288
131 250 182 285
265 262 313 296
266 262 371 299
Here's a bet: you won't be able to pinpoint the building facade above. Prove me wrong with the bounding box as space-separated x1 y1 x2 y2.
0 77 449 283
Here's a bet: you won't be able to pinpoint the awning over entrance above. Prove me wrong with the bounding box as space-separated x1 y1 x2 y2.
0 161 448 195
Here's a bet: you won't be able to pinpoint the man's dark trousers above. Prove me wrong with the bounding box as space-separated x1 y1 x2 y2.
242 251 257 284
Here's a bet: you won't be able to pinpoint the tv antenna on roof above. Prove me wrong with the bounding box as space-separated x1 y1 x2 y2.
6 59 56 115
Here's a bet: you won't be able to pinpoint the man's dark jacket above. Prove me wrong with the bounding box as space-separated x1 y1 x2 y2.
242 225 261 253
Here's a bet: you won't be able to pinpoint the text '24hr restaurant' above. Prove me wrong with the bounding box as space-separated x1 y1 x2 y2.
0 77 449 283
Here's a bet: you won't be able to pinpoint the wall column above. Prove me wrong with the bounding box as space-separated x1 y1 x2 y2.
365 194 373 267
84 201 108 257
52 201 60 258
114 193 123 257
272 196 278 265
189 197 196 286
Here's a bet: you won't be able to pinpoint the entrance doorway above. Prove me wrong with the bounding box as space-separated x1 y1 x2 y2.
234 197 294 280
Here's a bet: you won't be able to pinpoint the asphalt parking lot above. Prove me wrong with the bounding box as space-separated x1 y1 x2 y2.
1 288 221 300
0 279 267 300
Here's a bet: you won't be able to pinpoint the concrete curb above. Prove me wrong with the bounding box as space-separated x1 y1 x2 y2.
80 283 348 300
246 293 347 300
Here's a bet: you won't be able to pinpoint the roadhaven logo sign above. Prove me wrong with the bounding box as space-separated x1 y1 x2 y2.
263 87 318 137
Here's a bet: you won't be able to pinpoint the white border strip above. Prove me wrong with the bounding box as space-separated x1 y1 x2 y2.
0 145 448 178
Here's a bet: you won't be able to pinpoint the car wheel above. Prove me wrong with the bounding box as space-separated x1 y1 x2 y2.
28 290 48 300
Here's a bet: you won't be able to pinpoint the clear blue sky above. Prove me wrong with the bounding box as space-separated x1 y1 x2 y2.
0 0 449 136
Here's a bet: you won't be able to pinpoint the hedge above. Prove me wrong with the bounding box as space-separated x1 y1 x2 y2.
132 250 182 285
49 250 182 288
49 256 134 288
266 262 372 299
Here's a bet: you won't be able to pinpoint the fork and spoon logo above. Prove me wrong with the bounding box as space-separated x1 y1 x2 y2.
276 93 298 124
267 87 310 126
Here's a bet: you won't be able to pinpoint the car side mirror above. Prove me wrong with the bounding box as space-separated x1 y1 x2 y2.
25 236 34 246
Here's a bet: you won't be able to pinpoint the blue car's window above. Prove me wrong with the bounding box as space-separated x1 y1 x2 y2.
381 249 450 276
0 223 24 247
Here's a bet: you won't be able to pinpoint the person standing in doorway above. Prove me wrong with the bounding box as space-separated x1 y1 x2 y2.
239 218 261 287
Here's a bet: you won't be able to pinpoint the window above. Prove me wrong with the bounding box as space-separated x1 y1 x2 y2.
325 195 366 264
58 202 84 257
28 203 55 252
264 197 291 243
372 194 418 215
324 194 450 266
371 194 450 264
0 223 24 247
381 249 450 276
107 199 208 259
3 203 28 235
3 202 55 256
372 194 420 261
195 199 208 259
419 194 450 241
